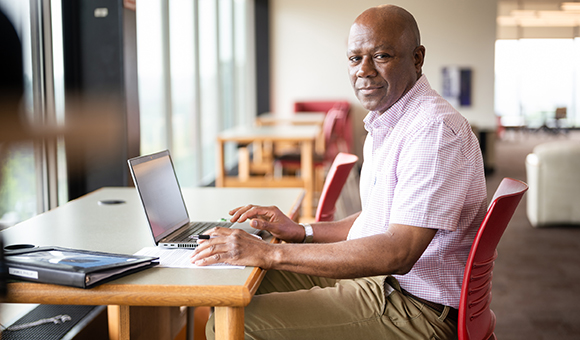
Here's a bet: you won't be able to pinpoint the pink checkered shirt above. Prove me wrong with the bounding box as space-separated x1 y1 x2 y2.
347 75 487 309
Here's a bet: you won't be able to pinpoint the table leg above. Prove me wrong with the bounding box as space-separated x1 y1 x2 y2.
238 146 250 182
300 140 314 219
216 140 225 187
215 306 244 340
315 129 325 155
108 305 130 340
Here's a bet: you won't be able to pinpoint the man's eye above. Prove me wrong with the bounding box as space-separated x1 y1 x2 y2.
349 56 361 63
375 54 391 60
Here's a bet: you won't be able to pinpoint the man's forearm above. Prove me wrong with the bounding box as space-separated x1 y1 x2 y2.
267 223 436 279
309 212 360 243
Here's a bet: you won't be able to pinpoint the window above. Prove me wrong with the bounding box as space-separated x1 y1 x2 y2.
0 0 255 229
0 0 66 228
136 0 255 187
495 38 580 128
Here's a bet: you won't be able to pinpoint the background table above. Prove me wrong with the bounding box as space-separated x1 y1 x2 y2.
216 125 320 219
1 187 304 340
256 112 325 126
256 113 326 155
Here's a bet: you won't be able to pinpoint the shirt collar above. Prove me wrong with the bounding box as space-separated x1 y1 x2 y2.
364 74 429 133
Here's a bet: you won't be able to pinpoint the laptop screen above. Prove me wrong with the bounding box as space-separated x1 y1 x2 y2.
128 150 190 241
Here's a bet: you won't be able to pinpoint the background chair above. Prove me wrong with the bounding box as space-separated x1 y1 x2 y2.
525 140 580 227
275 107 349 194
294 100 353 153
458 177 528 340
314 153 358 222
294 100 346 113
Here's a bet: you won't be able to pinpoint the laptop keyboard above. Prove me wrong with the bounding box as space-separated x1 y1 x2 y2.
170 221 234 242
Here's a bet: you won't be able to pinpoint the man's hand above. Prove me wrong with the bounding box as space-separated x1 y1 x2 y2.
190 204 307 268
190 227 276 268
228 204 306 243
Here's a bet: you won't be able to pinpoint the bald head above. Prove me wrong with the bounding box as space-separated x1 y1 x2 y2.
347 5 425 112
354 5 421 51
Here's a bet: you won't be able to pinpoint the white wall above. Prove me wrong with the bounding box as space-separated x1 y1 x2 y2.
270 0 497 155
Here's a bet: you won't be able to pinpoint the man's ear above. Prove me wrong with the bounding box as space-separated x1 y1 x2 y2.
413 45 426 76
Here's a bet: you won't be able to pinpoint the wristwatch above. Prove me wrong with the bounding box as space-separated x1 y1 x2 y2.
300 223 314 243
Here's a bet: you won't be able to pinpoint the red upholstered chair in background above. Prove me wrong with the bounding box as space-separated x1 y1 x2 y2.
314 153 358 222
277 102 353 207
275 108 348 194
294 100 349 113
458 177 528 340
294 100 353 153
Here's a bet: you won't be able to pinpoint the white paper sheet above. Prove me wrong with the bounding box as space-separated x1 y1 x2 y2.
134 247 244 269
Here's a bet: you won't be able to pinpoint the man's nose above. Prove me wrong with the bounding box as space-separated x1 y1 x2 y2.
356 57 377 78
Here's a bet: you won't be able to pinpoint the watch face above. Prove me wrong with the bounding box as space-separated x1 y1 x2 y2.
301 223 314 243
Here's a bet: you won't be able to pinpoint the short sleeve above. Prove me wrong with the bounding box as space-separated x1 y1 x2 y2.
389 120 470 231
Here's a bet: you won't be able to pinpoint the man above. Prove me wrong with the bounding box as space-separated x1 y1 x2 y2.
192 4 487 339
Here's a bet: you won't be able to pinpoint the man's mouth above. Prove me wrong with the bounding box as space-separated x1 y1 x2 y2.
358 85 383 94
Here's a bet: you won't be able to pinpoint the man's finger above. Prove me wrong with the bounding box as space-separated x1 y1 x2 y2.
193 253 221 266
229 205 257 222
249 219 268 231
191 242 227 263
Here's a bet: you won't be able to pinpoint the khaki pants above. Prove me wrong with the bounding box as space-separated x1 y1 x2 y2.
206 271 457 339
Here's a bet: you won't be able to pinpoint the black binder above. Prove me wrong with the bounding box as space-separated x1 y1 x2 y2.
4 246 159 288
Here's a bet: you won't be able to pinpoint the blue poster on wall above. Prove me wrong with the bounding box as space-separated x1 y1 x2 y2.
442 66 472 108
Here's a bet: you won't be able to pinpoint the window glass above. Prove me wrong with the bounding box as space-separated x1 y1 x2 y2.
219 0 238 168
136 0 254 186
169 0 197 186
234 0 252 127
136 0 167 155
0 143 37 228
495 39 578 128
51 0 68 206
198 0 219 183
0 1 38 228
219 0 234 129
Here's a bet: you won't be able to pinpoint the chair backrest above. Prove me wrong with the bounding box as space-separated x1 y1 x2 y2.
322 108 350 161
555 107 567 120
294 100 353 153
322 108 340 147
294 100 350 114
458 178 528 340
315 153 358 222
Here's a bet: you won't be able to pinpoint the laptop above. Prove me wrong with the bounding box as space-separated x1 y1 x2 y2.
128 150 258 248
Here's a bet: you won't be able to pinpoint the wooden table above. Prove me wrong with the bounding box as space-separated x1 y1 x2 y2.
216 125 320 219
256 113 326 155
1 187 304 340
256 112 325 127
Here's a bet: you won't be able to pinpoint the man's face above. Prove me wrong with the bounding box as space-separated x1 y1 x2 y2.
347 20 424 113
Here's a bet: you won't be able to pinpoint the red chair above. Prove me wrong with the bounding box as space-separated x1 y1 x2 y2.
458 178 528 340
294 100 353 153
315 153 358 222
275 108 347 193
294 100 350 114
